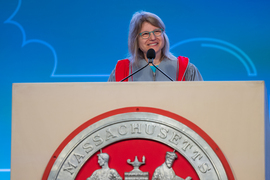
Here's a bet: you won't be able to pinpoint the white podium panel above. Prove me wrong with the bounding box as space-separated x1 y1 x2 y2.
11 81 269 179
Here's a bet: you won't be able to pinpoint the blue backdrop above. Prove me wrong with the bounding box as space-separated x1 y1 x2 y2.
1 0 270 179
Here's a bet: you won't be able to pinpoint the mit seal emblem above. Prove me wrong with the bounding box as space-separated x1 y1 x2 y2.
43 107 234 180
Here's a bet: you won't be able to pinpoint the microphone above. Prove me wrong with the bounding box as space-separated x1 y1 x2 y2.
147 49 174 81
147 48 155 63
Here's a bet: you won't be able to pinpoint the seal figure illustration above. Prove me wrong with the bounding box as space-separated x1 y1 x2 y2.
152 151 192 180
86 151 122 180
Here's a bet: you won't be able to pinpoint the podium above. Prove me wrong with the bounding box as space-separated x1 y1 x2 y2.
11 81 269 179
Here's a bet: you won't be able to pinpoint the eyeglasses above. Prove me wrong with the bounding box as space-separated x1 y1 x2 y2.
139 28 164 39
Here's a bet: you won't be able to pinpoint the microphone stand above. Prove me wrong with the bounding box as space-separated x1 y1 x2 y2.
120 62 150 82
149 58 174 81
120 58 174 82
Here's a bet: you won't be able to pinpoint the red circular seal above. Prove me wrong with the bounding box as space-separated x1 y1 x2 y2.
43 107 234 180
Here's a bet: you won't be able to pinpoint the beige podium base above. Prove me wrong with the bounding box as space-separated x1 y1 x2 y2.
11 81 269 179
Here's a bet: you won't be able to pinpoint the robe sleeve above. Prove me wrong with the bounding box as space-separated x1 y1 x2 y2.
108 68 116 82
184 63 203 81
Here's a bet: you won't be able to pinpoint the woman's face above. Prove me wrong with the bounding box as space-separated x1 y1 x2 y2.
138 22 164 60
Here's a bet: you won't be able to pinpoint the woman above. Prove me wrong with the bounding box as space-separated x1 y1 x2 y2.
108 11 203 81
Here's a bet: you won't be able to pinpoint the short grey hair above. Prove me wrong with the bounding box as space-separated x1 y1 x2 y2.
128 11 177 64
